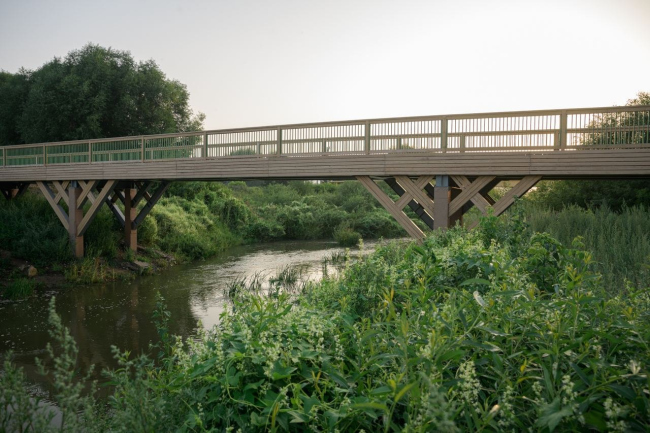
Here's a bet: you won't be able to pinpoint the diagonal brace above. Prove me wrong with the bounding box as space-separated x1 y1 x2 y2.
133 181 170 228
357 176 424 241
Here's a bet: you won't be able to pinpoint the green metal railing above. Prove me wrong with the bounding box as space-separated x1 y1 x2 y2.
1 105 649 168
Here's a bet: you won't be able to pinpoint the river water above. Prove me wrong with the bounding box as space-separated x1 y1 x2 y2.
0 240 374 399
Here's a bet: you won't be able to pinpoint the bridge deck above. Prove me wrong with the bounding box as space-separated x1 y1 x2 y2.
1 149 649 182
1 105 649 182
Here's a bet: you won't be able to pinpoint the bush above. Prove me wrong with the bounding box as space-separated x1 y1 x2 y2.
0 192 71 266
334 224 362 247
137 215 158 246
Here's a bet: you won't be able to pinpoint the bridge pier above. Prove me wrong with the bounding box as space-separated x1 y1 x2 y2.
36 180 118 258
36 180 169 258
358 175 541 241
106 181 170 253
124 187 138 252
68 182 84 258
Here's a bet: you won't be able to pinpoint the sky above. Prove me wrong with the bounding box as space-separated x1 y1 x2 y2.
1 0 649 130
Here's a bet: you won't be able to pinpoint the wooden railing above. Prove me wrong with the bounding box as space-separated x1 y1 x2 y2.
1 106 649 167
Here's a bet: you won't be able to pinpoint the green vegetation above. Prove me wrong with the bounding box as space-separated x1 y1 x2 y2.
2 214 649 431
1 279 37 300
0 44 204 146
530 92 650 211
523 203 650 290
0 180 404 290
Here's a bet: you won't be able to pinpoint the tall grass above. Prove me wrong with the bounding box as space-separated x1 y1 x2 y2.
519 203 650 290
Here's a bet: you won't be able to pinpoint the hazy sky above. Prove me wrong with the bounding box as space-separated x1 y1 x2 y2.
1 0 649 130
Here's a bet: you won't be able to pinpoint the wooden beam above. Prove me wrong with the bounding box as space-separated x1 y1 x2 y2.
467 175 542 229
448 176 496 216
133 181 170 227
357 176 424 241
124 188 137 251
433 182 450 230
384 177 434 229
36 181 69 231
492 175 541 216
77 180 117 237
394 176 435 217
106 195 126 227
52 181 70 208
133 181 152 206
52 181 70 201
78 180 98 207
451 175 492 214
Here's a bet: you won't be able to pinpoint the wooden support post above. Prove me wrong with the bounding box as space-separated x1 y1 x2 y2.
124 187 138 252
68 181 84 258
449 184 463 227
433 175 451 230
440 118 448 153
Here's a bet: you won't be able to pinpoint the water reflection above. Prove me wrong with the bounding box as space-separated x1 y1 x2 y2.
0 240 359 398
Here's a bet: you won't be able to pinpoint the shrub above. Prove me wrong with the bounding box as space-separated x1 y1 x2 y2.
334 224 362 247
137 215 158 246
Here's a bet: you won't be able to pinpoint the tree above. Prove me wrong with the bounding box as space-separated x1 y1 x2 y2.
532 92 650 210
0 44 204 145
0 70 30 145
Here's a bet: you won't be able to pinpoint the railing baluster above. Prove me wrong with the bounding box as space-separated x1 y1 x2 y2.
441 118 448 152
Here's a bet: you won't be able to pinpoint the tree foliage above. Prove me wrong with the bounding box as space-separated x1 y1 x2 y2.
0 44 204 145
533 92 650 210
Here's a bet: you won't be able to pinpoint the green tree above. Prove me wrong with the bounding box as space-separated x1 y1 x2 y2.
0 70 30 146
533 92 650 210
0 44 204 145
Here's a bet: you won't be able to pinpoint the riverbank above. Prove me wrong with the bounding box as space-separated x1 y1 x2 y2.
0 181 407 299
0 239 369 402
2 213 648 432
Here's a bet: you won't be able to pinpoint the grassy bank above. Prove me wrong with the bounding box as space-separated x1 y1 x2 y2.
3 180 650 299
2 214 649 431
0 181 404 297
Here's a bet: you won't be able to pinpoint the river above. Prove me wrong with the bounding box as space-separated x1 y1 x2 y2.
0 240 378 401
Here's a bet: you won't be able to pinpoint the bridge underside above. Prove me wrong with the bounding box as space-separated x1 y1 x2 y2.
2 148 650 257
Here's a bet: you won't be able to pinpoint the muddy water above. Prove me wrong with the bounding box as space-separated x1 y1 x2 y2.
0 240 371 398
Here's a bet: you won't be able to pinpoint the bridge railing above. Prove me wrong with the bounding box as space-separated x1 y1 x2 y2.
1 106 649 167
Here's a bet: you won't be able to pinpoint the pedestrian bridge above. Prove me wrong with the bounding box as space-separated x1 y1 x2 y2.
1 105 649 256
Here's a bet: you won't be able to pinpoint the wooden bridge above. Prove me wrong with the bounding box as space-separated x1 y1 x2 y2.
1 105 649 257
